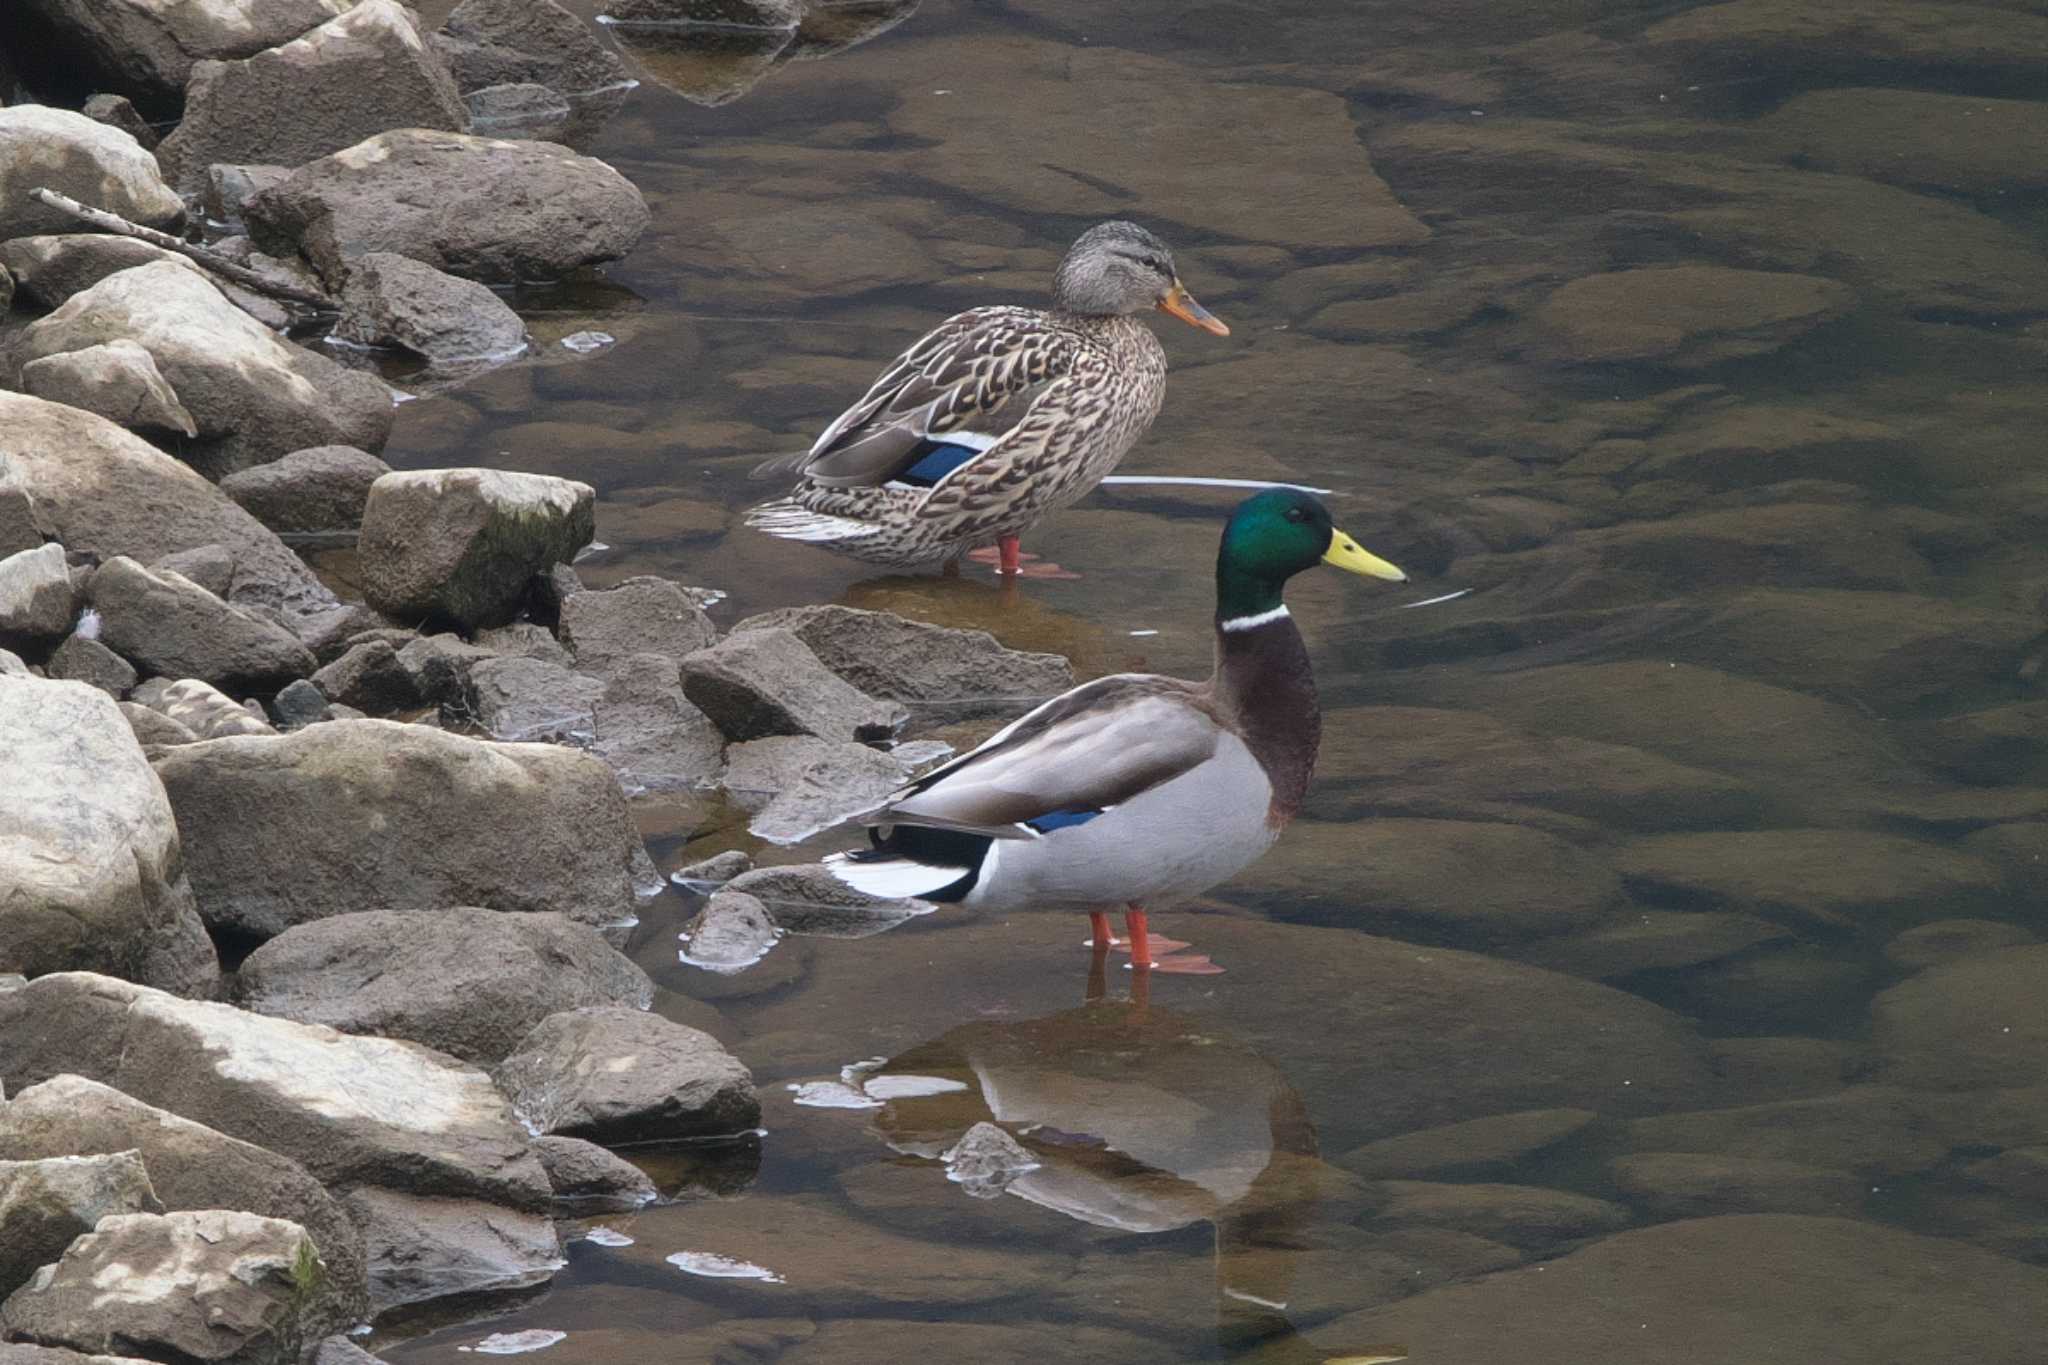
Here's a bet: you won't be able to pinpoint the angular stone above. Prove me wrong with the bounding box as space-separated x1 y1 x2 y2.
495 1005 760 1143
152 678 278 739
0 1152 162 1301
0 677 218 995
80 93 153 146
0 1075 368 1336
13 262 392 480
396 632 495 702
218 446 391 536
432 0 629 96
151 719 643 938
308 639 418 714
156 2 469 197
237 908 653 1064
559 576 716 678
19 340 196 438
0 973 550 1210
1527 266 1852 368
0 106 182 240
462 654 604 742
0 1210 322 1365
357 468 594 630
0 236 189 310
90 556 314 692
681 628 904 742
587 652 726 795
734 603 1074 717
0 395 337 617
723 734 905 844
266 679 330 729
332 252 527 364
605 0 800 23
0 544 77 642
338 1188 558 1313
45 632 137 697
151 544 235 599
243 128 650 286
118 701 199 748
530 1136 657 1209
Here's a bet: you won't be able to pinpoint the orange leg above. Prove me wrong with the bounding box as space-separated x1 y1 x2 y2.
1124 902 1224 975
999 534 1022 576
1089 909 1117 950
1125 905 1154 970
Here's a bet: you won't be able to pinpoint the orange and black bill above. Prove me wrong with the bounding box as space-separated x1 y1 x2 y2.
1157 281 1230 336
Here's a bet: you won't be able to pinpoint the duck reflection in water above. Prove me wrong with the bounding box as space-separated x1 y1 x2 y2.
854 953 1404 1364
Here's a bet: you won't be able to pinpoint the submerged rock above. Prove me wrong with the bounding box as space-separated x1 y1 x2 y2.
495 1005 760 1143
219 446 391 535
0 676 218 996
243 129 650 286
0 973 551 1211
339 1188 559 1313
1339 1109 1598 1181
333 252 527 364
151 719 644 938
681 889 779 973
156 1 470 197
0 107 182 240
434 0 630 96
724 734 904 843
358 468 594 630
19 340 197 439
13 262 392 480
462 83 573 140
1871 943 2048 1091
532 1135 657 1209
734 604 1073 717
1609 1153 1860 1220
681 628 905 742
0 1075 369 1336
1757 88 2048 194
0 1152 163 1301
0 1210 323 1365
1360 1180 1630 1250
0 396 337 617
1526 266 1853 368
91 556 315 692
237 908 654 1064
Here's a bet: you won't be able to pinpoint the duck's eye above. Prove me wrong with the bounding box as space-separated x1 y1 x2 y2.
1285 507 1306 523
1141 255 1164 272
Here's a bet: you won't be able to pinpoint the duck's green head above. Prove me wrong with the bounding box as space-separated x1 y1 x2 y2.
1216 489 1406 625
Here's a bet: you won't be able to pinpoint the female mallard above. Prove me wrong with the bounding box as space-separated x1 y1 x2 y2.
746 220 1229 577
821 489 1406 972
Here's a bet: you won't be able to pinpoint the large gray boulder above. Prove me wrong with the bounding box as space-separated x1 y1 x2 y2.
243 128 650 286
495 1005 759 1143
306 639 417 714
236 909 654 1063
0 395 338 616
0 676 218 996
0 1152 162 1300
559 575 717 677
735 604 1075 716
0 236 192 309
19 340 197 439
90 556 316 692
0 1075 369 1337
218 446 390 535
0 973 551 1210
0 106 181 239
681 628 905 742
150 719 644 939
460 654 603 742
9 0 358 110
46 632 138 698
13 262 392 480
357 468 594 629
156 2 469 196
0 543 77 644
331 252 527 363
339 1189 559 1312
432 0 629 96
0 1210 323 1365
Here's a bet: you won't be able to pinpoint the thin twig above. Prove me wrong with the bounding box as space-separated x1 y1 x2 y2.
28 187 338 309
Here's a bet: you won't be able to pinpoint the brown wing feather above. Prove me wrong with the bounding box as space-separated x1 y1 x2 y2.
863 676 1220 837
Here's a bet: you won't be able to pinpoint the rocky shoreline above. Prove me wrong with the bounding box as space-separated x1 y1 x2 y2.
0 0 1033 1356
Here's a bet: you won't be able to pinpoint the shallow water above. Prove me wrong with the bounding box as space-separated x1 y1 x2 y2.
378 1 2048 1360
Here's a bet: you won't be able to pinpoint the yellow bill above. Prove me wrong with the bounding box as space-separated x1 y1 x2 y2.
1324 529 1407 582
1157 281 1230 336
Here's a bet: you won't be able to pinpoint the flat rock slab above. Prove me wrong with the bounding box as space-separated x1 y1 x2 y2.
151 719 643 939
723 734 905 844
0 1152 162 1301
1757 88 2048 193
0 395 337 617
358 468 594 630
462 654 605 743
587 652 726 795
0 1075 369 1337
1527 266 1852 368
1359 1180 1630 1250
559 576 717 678
681 628 905 742
243 128 650 286
0 972 550 1211
0 676 217 996
1339 1108 1598 1181
157 1 469 197
237 908 653 1064
0 107 182 240
91 556 315 692
734 604 1074 717
0 1209 320 1365
16 261 393 480
1312 1214 2048 1363
496 1005 760 1143
1609 1153 1861 1220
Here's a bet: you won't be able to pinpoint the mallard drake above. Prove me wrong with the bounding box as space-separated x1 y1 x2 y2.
822 488 1406 972
746 220 1229 576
